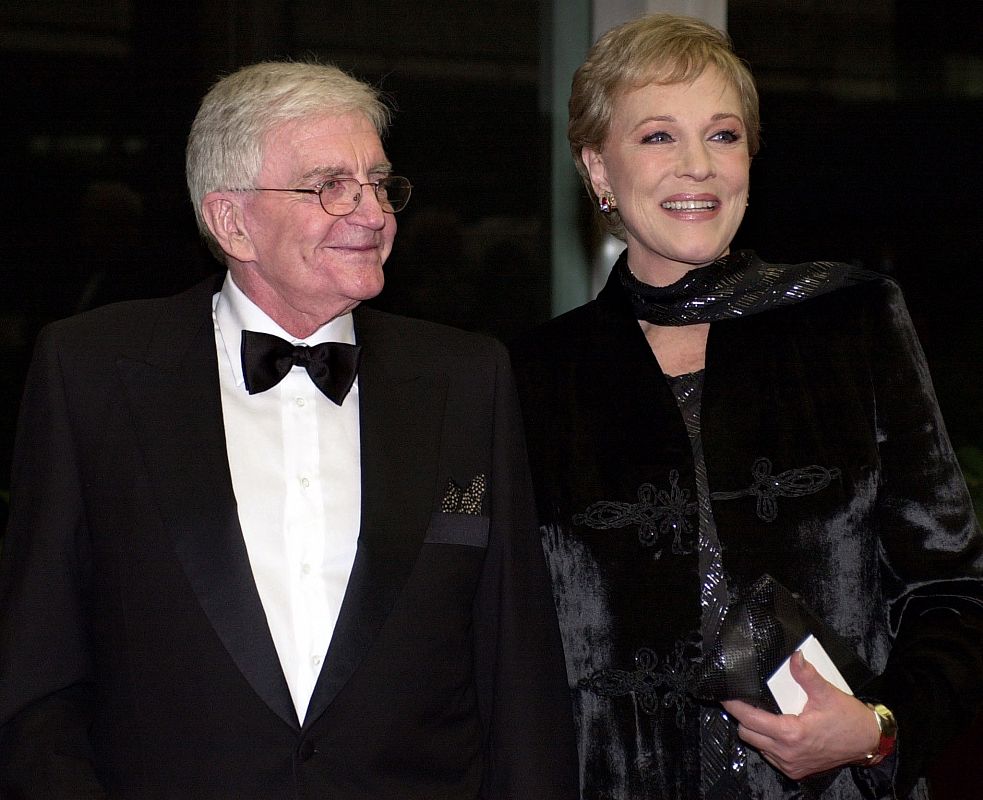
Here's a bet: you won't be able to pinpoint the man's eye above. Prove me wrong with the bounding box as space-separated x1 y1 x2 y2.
318 180 351 198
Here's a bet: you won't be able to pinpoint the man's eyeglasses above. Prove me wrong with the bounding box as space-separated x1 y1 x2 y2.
249 176 412 216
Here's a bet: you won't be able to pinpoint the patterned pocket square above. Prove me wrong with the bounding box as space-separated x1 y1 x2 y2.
426 474 489 547
440 473 487 516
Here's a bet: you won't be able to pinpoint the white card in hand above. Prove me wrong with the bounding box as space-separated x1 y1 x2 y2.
766 634 854 715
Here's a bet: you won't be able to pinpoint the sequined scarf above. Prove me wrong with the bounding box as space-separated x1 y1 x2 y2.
618 250 881 325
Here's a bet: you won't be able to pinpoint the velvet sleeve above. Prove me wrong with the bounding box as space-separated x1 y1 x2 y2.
865 280 983 795
0 324 108 798
471 342 579 800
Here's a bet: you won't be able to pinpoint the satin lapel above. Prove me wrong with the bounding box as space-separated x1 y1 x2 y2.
116 278 298 730
303 307 445 727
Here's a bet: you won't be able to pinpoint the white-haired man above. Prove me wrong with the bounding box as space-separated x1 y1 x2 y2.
0 61 576 799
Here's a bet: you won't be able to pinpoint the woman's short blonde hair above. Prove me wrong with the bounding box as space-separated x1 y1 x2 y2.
568 14 759 239
186 60 390 258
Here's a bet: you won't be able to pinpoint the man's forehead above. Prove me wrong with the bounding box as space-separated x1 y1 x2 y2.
261 112 386 175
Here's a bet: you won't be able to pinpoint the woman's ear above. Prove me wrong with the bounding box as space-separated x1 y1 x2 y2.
201 192 256 263
581 146 610 198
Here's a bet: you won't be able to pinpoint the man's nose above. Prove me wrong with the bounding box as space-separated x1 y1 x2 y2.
347 184 387 229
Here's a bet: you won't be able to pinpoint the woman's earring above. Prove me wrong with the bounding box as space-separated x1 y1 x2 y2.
599 192 615 213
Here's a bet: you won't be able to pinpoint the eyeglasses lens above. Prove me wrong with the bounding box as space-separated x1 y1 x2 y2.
319 178 411 215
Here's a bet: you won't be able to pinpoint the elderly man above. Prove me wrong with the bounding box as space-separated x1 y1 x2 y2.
0 62 576 799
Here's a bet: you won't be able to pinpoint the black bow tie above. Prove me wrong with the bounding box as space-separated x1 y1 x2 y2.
240 330 362 406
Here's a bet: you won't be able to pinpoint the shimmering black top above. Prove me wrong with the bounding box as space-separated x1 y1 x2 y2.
667 369 746 799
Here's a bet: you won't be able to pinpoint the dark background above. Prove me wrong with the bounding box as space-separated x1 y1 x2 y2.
1 2 980 794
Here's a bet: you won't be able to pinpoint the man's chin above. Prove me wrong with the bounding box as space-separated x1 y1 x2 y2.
353 270 386 302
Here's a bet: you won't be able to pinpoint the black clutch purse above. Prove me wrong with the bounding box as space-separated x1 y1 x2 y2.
692 574 874 713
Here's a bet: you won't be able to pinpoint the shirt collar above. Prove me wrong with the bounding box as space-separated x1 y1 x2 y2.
213 272 357 389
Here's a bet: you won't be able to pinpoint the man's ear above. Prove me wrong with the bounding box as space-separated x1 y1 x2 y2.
201 192 256 263
581 146 611 199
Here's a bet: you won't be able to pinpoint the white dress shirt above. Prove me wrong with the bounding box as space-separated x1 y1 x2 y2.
213 274 360 724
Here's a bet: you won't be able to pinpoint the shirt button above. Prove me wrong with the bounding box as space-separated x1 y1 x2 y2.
300 477 310 489
301 563 311 575
311 654 322 666
295 397 306 407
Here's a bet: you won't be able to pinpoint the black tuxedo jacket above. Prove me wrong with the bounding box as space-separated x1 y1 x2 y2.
0 275 577 799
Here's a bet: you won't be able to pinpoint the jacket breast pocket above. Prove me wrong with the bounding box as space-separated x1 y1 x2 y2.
424 512 490 548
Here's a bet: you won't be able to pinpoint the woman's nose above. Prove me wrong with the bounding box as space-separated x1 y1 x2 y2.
675 140 715 181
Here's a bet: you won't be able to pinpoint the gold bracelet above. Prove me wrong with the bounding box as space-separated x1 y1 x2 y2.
863 702 897 766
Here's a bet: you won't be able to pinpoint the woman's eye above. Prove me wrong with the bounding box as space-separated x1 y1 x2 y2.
710 129 741 143
641 131 673 144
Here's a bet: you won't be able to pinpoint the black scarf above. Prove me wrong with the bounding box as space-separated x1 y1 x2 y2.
616 249 881 325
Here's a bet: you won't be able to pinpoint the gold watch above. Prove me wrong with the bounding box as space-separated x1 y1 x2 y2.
863 702 897 766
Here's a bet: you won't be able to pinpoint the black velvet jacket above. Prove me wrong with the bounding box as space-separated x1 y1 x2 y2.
511 254 983 800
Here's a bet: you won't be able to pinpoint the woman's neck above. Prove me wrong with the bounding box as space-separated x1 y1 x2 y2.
639 319 709 377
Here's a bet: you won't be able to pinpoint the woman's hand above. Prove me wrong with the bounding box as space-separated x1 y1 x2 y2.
720 651 881 780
